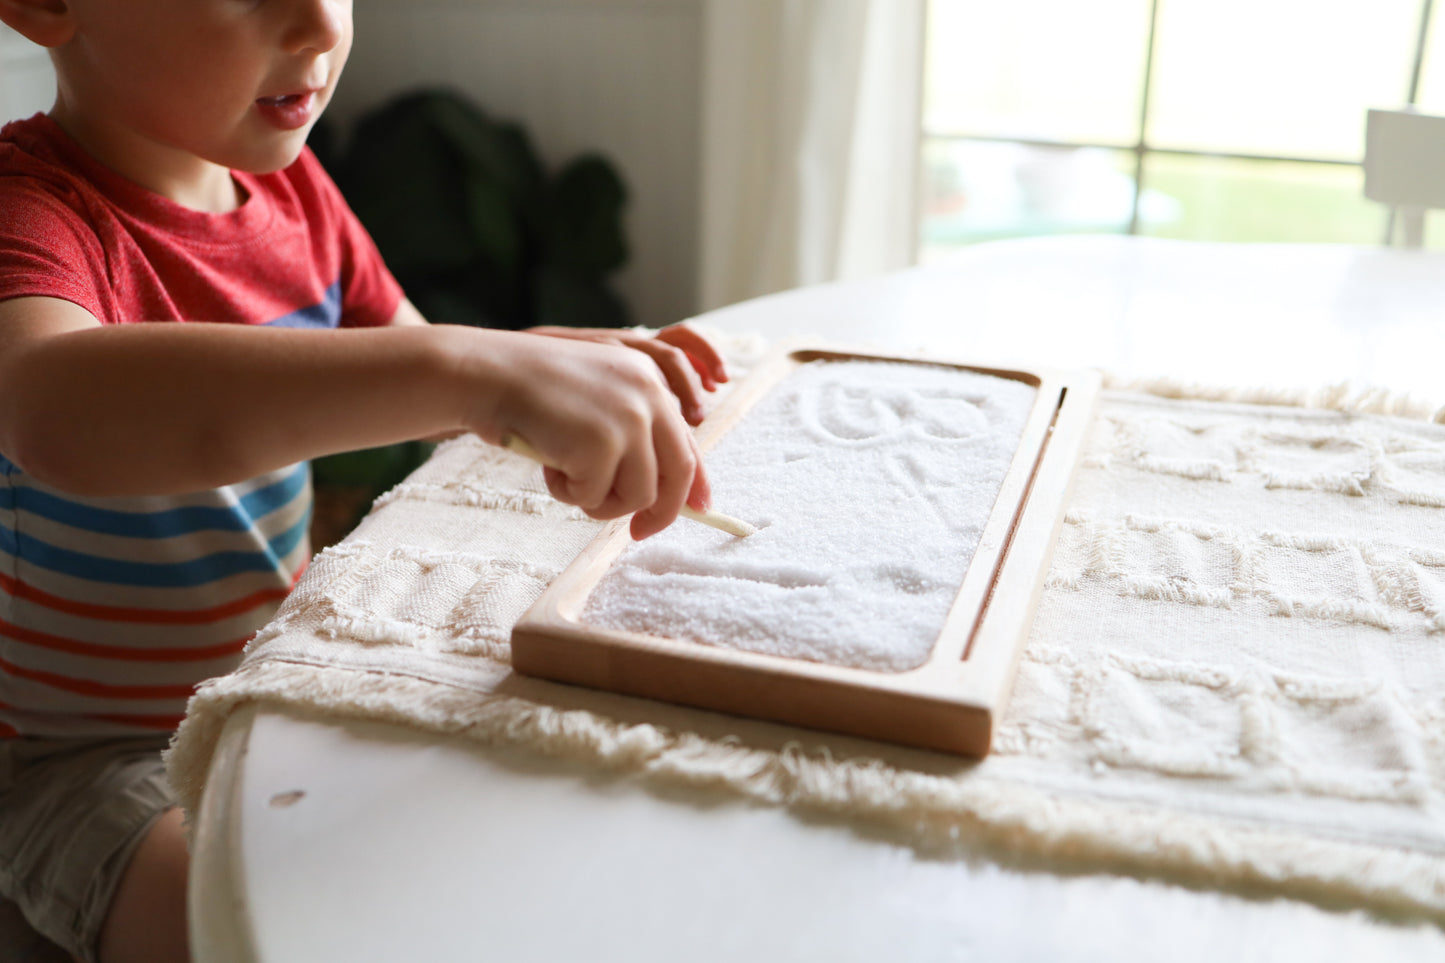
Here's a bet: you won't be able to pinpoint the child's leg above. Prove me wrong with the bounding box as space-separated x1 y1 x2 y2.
95 807 188 963
0 735 180 963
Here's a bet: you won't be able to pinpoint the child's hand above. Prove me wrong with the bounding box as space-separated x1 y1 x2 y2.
463 330 712 540
526 323 729 426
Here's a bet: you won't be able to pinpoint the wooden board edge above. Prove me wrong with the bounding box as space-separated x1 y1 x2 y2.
510 342 1104 756
934 367 1103 748
509 621 994 756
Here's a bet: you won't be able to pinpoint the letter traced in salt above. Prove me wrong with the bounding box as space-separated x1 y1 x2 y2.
583 360 1038 672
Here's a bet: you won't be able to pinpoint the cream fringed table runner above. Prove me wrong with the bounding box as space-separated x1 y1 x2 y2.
166 341 1445 922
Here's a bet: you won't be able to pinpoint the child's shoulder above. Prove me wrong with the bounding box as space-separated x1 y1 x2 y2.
0 116 117 318
1 113 91 184
0 112 62 158
0 114 106 223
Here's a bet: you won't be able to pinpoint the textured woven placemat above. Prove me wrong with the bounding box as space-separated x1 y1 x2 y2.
168 337 1445 921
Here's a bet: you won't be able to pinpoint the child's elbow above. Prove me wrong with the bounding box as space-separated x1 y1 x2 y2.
0 411 106 495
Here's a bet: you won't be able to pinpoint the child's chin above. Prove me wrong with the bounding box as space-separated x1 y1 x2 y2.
240 142 311 175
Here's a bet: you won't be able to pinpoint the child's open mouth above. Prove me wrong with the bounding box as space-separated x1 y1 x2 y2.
255 92 317 131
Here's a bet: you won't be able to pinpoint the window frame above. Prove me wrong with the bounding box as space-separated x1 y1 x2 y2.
919 0 1438 245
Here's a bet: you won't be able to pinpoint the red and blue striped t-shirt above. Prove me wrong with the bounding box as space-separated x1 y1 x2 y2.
0 114 404 737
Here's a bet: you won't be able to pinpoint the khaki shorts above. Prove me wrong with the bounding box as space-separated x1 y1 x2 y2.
0 734 175 963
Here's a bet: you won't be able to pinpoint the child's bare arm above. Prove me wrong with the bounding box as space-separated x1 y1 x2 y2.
390 298 729 428
0 296 707 539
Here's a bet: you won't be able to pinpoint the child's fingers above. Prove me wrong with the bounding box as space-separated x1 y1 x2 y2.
543 465 606 514
685 450 712 513
628 338 710 424
487 334 715 534
525 323 728 415
591 428 659 522
650 335 717 394
655 324 729 387
630 416 703 540
540 465 574 507
539 427 624 513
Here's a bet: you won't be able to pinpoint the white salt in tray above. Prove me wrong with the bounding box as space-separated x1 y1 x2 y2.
511 345 1100 755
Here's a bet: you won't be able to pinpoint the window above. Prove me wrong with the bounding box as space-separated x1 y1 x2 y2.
919 0 1444 257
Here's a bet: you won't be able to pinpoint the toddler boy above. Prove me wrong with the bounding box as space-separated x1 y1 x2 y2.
0 1 727 960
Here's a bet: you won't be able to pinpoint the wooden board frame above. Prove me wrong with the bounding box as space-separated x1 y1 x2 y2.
511 344 1101 756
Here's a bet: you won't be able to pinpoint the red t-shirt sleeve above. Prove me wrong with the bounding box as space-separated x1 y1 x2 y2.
0 136 406 329
0 178 112 321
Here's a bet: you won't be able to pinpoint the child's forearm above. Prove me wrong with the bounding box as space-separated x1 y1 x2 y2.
0 300 714 537
0 320 478 496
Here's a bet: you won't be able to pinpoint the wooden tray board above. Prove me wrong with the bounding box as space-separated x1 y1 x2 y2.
511 344 1101 756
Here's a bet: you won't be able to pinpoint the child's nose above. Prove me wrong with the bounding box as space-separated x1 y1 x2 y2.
281 0 346 55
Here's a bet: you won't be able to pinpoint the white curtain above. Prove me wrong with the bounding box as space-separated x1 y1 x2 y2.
699 0 927 312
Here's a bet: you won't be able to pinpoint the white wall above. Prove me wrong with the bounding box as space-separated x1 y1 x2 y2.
330 0 705 328
0 25 56 122
1 3 706 328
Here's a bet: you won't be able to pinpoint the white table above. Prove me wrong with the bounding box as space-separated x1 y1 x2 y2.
192 237 1445 962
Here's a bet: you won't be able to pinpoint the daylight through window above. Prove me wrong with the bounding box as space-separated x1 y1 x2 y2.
919 0 1443 257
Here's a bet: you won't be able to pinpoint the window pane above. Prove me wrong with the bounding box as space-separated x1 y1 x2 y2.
919 139 1156 259
1407 13 1445 249
1136 154 1386 243
1419 2 1444 111
923 0 1151 146
1148 0 1423 160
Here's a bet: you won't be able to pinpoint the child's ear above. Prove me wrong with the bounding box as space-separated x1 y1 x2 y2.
0 0 75 48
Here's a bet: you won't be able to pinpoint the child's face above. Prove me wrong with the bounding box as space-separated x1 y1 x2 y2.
53 0 352 197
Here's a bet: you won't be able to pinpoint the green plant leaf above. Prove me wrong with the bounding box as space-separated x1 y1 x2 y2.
311 441 433 490
532 263 630 328
332 88 633 330
338 100 479 276
539 154 629 274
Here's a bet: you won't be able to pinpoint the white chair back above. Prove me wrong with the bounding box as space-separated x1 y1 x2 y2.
1364 107 1445 248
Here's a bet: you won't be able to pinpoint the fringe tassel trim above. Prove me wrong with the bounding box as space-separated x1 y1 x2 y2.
166 659 1445 925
